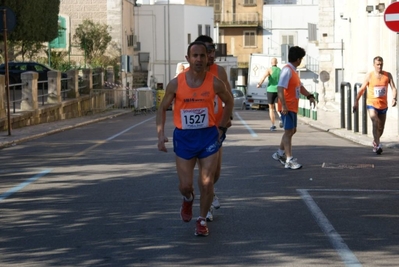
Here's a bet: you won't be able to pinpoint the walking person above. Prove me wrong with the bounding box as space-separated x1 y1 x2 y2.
353 56 397 154
156 41 233 236
194 35 232 222
271 46 316 169
257 58 283 131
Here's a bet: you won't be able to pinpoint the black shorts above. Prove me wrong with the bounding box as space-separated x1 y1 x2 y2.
267 92 278 105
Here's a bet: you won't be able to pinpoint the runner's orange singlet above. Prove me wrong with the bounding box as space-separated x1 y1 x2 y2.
367 71 390 109
173 72 216 129
278 65 301 113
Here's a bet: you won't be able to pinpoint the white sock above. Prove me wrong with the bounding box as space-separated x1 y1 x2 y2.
184 194 193 202
278 149 284 156
286 156 293 162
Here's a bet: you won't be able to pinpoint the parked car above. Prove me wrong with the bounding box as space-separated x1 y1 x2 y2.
232 89 248 110
0 61 67 84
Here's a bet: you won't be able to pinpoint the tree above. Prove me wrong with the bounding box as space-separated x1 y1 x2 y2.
73 19 112 64
0 0 60 60
0 0 60 42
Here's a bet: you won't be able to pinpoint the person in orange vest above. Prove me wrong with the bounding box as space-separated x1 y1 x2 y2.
156 41 233 236
194 35 233 222
353 56 397 154
272 46 316 169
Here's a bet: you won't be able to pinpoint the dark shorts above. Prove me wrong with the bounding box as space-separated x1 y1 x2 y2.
366 105 388 115
173 126 220 160
267 92 278 105
280 111 297 130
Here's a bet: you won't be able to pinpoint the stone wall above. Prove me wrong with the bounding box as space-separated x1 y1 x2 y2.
0 68 110 131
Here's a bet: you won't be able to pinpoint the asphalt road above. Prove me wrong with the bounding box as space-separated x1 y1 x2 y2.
1 110 398 267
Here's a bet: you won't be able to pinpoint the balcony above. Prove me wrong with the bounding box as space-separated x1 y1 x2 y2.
215 13 261 28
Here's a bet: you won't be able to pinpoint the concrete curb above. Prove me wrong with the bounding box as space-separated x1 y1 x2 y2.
300 116 399 149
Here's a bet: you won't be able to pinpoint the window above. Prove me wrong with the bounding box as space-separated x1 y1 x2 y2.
208 0 221 12
244 31 256 47
205 25 211 36
198 25 202 36
281 34 295 45
49 16 67 49
127 35 134 47
243 0 256 6
308 23 317 42
219 29 224 43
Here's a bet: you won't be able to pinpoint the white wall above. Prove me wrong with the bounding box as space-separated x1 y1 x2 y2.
262 5 318 58
337 0 398 135
135 4 214 88
262 4 319 93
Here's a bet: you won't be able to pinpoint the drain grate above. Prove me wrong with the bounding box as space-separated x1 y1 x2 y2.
322 163 375 169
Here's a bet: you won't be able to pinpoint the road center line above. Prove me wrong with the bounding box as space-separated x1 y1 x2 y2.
0 169 52 202
297 189 362 267
73 116 155 157
234 112 258 137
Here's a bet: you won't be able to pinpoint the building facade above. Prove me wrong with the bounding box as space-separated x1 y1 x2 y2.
135 1 215 88
56 0 135 68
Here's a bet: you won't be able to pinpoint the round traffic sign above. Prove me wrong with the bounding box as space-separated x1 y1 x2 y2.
0 6 16 33
384 2 399 32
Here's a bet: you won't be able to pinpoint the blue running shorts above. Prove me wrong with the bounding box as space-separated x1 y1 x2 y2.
366 105 388 115
281 111 297 130
173 126 220 160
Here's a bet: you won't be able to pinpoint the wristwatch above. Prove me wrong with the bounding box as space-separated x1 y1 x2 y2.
218 126 227 134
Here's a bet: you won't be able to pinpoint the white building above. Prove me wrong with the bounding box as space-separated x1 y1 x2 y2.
262 1 319 93
322 0 398 136
262 0 398 137
134 0 214 89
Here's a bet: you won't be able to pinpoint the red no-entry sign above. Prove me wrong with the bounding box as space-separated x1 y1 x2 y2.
384 2 399 32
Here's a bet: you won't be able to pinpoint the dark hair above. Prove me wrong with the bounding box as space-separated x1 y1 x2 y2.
373 56 383 62
187 41 207 56
195 35 213 43
288 46 306 62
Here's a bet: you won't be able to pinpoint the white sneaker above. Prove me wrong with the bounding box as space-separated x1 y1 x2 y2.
206 205 214 222
285 158 302 170
212 194 220 209
272 152 286 165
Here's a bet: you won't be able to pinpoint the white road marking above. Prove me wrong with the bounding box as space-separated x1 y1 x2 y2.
234 112 258 137
297 189 362 267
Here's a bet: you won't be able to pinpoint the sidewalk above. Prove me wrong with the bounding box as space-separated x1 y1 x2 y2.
1 108 398 150
301 105 399 149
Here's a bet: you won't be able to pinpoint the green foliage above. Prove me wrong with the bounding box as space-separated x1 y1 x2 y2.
73 19 112 63
0 0 60 42
9 40 46 61
47 50 68 70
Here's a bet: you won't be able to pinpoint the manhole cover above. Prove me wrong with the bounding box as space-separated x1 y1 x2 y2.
322 163 374 169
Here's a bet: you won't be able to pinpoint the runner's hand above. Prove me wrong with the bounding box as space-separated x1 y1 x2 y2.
158 136 169 152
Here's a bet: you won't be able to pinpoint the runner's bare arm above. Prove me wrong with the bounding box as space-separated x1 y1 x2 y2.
257 68 271 88
213 77 233 128
300 85 316 108
353 72 371 111
388 72 397 107
277 86 287 114
218 66 233 95
156 78 177 152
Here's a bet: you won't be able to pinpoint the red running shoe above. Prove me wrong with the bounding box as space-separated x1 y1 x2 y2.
180 193 194 222
195 218 209 236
